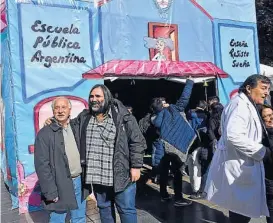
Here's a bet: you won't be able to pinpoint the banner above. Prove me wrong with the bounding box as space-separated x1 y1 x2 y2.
2 0 260 213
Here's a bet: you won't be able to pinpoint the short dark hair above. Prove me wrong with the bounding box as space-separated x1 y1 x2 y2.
257 104 273 115
150 97 164 114
208 96 220 103
88 84 113 113
211 102 224 111
158 97 166 102
238 74 271 94
197 100 207 110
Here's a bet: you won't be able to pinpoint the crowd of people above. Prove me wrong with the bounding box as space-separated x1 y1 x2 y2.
33 74 273 223
137 78 224 203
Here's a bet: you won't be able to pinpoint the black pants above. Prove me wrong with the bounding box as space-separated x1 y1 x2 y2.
266 178 273 223
229 211 250 223
159 154 183 201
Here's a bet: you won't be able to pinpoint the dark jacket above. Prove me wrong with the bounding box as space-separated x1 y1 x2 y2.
139 113 160 163
151 139 164 167
264 128 273 180
139 113 152 135
208 117 221 142
77 99 146 195
34 120 80 211
187 108 208 132
152 79 196 162
207 103 224 142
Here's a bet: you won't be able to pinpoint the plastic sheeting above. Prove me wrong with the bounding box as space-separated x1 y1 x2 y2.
82 60 228 78
1 0 260 213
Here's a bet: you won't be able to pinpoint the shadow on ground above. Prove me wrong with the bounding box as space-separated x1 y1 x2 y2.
136 176 229 223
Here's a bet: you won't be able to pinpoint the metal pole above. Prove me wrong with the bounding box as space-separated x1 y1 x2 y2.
205 86 207 102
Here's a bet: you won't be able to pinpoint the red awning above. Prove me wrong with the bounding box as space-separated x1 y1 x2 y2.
82 60 228 79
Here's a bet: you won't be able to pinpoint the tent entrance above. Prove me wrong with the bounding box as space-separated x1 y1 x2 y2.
105 78 217 121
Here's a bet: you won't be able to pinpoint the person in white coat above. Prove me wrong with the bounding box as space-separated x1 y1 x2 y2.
205 74 271 223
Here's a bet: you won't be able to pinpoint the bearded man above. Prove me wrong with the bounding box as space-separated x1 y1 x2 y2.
77 84 146 223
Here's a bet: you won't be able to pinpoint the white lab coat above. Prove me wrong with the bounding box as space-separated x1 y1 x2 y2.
205 93 269 218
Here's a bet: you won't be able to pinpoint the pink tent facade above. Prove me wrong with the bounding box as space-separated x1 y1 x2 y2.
82 60 228 79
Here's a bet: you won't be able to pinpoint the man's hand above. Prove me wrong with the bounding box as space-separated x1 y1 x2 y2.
130 168 141 182
187 76 194 82
52 197 59 203
44 118 53 126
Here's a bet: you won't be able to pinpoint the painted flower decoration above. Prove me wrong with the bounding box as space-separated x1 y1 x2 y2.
18 183 28 197
17 161 41 213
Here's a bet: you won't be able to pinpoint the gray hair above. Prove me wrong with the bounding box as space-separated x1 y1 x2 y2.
51 96 72 110
144 37 174 50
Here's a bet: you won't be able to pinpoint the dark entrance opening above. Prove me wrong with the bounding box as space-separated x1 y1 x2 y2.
105 78 217 121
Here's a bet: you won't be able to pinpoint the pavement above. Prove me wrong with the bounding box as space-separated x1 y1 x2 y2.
1 167 267 223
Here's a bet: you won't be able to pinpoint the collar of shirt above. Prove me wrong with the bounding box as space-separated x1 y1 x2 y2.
62 122 71 132
53 118 70 129
95 108 112 122
107 108 112 118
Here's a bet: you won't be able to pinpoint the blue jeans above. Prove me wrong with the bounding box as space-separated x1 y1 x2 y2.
49 176 86 223
93 183 137 223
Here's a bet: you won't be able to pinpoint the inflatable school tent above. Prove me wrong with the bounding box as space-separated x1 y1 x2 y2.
1 0 260 213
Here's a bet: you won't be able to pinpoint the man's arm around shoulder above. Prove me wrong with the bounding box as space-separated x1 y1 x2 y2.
73 109 89 124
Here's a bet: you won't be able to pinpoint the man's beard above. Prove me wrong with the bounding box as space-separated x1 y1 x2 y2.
90 101 108 114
